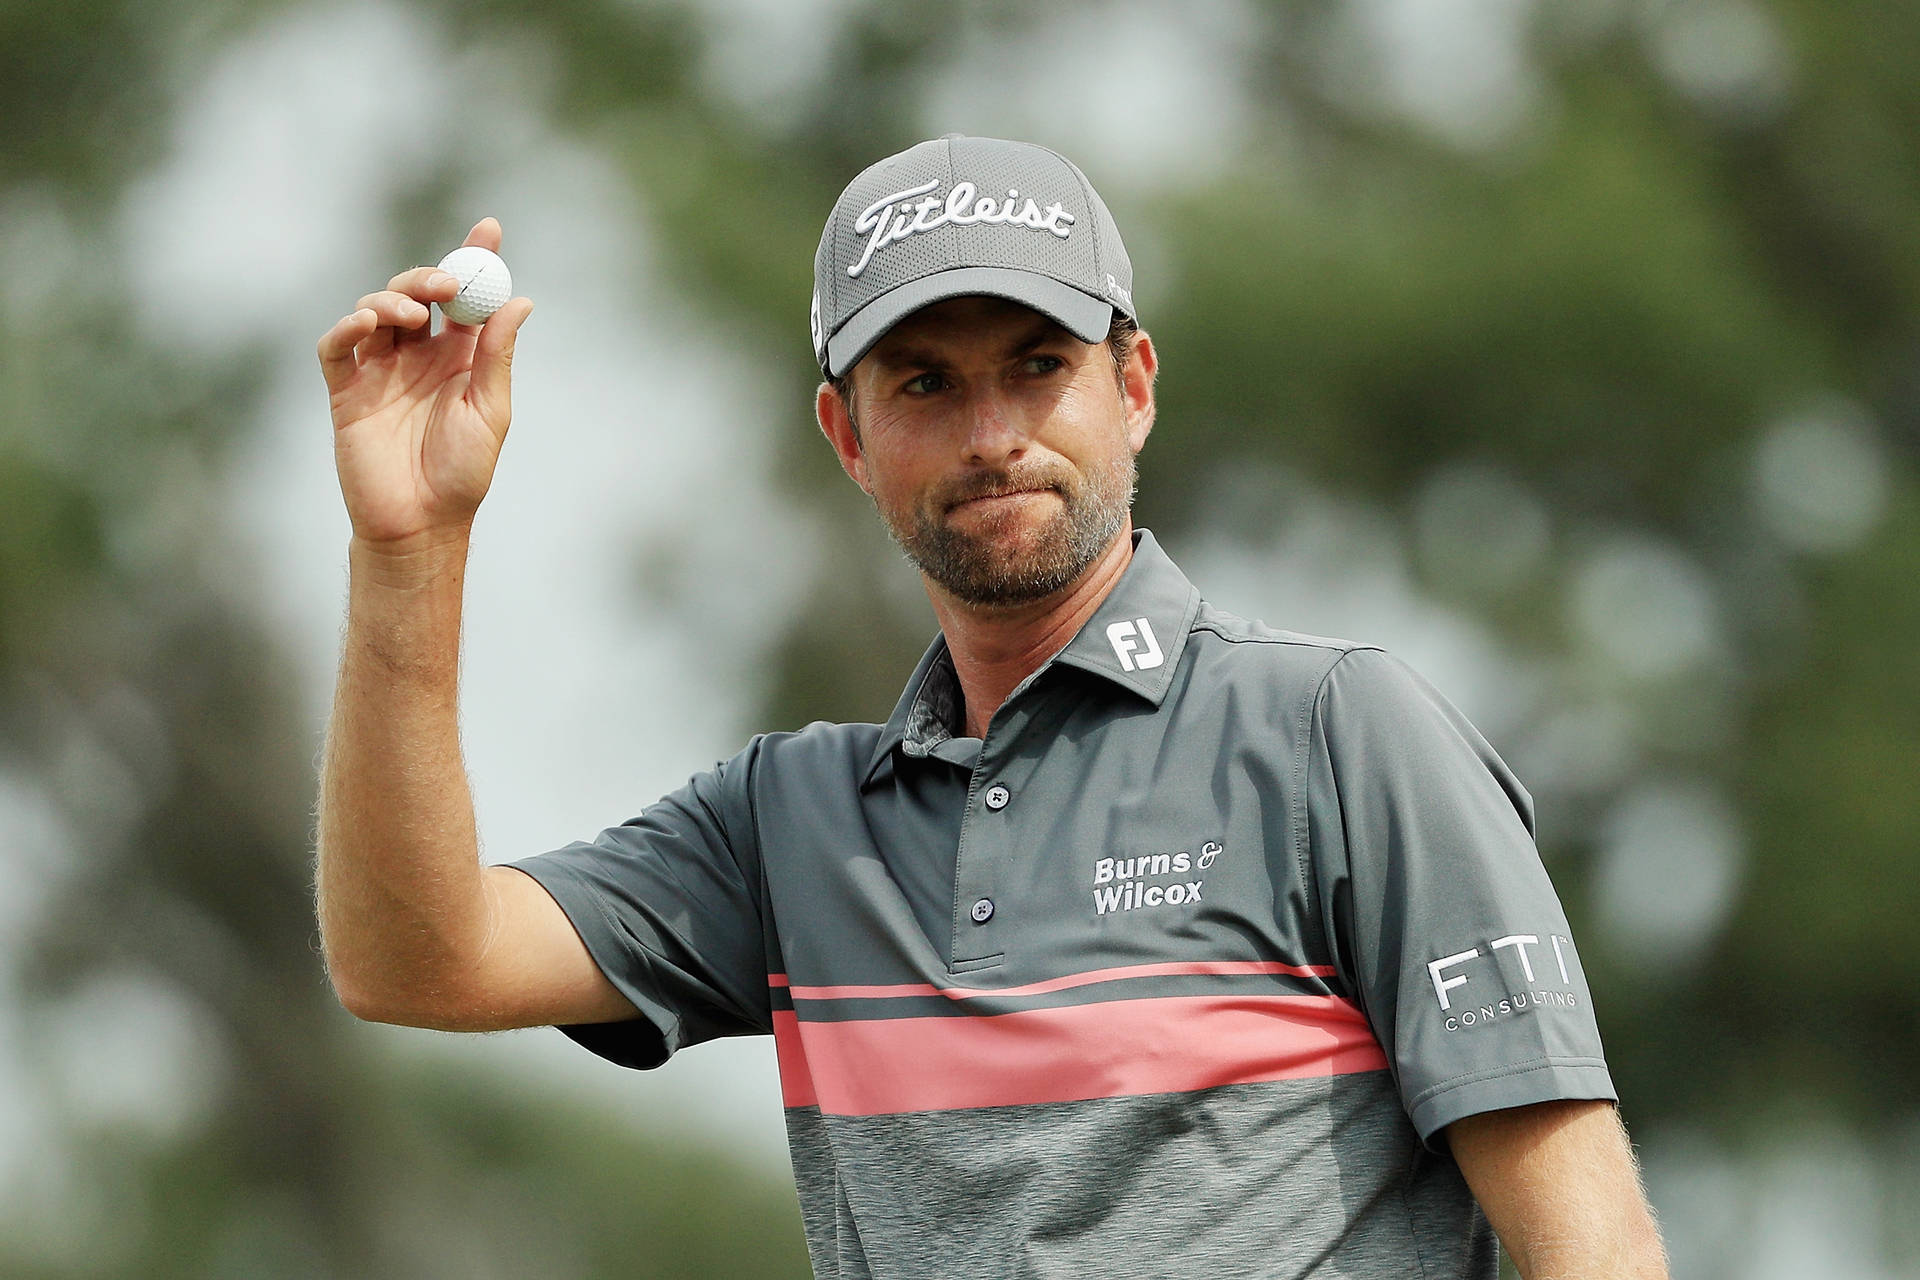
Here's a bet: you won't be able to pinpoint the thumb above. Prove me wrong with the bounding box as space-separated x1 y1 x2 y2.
469 296 534 432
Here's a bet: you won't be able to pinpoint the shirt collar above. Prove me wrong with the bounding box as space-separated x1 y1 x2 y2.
1048 528 1202 703
861 529 1202 788
863 633 962 788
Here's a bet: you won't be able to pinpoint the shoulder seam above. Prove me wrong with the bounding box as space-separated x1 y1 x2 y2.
1189 617 1385 656
1292 644 1375 998
736 737 779 1033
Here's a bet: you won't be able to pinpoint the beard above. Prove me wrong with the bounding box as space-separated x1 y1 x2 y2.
874 446 1137 608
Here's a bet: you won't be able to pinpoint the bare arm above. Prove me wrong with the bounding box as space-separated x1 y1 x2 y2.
1446 1099 1669 1280
314 218 632 1032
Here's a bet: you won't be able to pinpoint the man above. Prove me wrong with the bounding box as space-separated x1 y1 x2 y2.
316 134 1669 1278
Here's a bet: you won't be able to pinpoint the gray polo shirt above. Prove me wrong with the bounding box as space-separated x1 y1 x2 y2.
511 530 1616 1280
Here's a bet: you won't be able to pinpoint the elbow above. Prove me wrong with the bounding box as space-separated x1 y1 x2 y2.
324 954 496 1031
317 912 480 1028
326 962 406 1026
324 949 429 1027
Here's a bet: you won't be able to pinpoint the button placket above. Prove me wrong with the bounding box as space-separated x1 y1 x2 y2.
949 695 1045 968
951 764 1003 965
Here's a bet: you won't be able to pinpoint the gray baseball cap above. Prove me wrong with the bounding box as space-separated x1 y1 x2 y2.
810 134 1137 379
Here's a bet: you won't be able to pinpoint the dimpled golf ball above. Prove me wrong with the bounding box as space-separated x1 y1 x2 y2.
436 245 512 326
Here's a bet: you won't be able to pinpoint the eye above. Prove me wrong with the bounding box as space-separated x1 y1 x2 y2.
1025 354 1066 375
903 372 948 395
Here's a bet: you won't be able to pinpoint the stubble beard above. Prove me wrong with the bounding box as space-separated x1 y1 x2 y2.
876 447 1138 608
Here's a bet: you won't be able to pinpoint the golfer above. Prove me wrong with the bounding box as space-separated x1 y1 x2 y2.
316 135 1669 1278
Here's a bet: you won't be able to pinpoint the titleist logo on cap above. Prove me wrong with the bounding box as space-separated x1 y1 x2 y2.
848 179 1078 279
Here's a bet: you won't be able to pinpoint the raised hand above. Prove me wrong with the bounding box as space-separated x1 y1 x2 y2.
317 217 534 550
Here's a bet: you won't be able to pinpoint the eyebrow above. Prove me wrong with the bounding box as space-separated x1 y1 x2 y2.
871 316 1071 371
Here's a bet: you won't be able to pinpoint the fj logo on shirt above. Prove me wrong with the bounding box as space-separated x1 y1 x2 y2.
1106 617 1163 672
1091 843 1216 915
1427 933 1583 1032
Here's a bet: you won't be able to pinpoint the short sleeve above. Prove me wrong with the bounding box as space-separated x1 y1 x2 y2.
1305 647 1616 1148
507 738 772 1071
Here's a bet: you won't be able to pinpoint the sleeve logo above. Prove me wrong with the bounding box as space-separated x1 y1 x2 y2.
1427 933 1583 1032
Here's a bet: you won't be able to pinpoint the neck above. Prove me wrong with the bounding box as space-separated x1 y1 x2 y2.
928 523 1136 739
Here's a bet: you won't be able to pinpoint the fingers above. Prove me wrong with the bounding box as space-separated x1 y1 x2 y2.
316 280 446 391
385 265 460 301
467 296 534 428
463 217 502 253
318 221 506 393
318 308 378 393
354 288 435 331
376 268 458 347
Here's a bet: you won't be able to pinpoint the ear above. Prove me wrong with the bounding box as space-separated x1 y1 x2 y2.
816 381 870 493
1121 330 1158 452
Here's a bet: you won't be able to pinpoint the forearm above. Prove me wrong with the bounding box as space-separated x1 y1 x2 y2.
316 530 490 1024
1500 1177 1668 1280
1449 1100 1669 1280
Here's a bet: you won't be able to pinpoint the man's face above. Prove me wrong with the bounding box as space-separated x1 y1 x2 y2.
823 297 1155 609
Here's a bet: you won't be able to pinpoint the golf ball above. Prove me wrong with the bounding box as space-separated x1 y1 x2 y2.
436 245 512 326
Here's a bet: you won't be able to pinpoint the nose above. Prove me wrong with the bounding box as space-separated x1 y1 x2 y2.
960 388 1028 467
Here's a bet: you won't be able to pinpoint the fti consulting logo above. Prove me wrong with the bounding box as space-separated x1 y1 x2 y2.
1427 932 1584 1032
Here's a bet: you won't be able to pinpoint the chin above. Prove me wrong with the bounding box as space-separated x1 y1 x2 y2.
935 519 1099 606
954 507 1061 556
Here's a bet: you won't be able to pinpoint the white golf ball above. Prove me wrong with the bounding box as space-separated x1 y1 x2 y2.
436 245 512 326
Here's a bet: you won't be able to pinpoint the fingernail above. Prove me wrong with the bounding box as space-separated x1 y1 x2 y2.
429 272 455 289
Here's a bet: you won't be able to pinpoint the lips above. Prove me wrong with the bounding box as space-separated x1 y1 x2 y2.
952 489 1037 509
946 485 1059 515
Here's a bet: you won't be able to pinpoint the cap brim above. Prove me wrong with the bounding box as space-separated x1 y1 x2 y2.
823 267 1114 378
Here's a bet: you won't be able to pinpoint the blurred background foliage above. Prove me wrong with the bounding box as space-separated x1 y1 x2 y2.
1 0 1915 1276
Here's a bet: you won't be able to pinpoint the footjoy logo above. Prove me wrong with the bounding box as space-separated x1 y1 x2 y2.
1092 842 1219 915
1106 618 1163 672
1427 933 1584 1032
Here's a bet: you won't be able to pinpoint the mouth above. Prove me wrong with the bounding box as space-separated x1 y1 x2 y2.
946 486 1057 515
